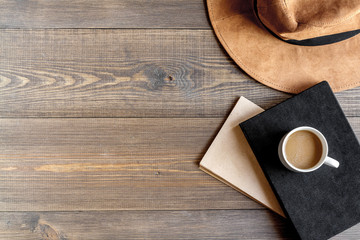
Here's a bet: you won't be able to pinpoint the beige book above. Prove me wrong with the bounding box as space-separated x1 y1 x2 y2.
199 97 285 217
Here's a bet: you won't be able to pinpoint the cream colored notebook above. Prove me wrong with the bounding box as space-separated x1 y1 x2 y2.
199 97 285 217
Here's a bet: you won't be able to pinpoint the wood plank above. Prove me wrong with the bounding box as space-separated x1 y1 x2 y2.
0 29 359 118
0 0 208 29
0 118 358 211
0 118 258 211
0 210 297 240
1 210 358 240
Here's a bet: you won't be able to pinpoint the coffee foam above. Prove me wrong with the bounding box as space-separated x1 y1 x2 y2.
285 130 323 169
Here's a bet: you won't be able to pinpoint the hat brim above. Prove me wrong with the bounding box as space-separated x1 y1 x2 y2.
207 0 360 93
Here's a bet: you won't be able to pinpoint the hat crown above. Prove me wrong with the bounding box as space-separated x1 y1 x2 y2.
257 0 360 41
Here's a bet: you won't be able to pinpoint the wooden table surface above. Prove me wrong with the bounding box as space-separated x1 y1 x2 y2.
0 1 359 239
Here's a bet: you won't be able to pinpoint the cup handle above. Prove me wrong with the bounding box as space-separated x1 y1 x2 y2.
324 156 340 168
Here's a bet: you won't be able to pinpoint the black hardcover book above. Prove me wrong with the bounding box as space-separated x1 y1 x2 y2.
240 82 360 240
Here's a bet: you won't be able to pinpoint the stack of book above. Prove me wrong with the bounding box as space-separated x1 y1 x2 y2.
200 82 360 240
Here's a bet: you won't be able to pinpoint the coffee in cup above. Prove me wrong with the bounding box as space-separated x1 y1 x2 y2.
278 126 339 172
285 130 323 169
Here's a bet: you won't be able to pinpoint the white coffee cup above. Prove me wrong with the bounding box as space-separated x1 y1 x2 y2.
278 126 339 173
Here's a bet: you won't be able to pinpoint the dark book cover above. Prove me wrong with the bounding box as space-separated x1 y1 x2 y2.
239 82 360 240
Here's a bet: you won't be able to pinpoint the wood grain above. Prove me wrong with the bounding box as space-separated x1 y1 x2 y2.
0 210 298 240
0 0 209 29
0 29 359 118
0 118 259 211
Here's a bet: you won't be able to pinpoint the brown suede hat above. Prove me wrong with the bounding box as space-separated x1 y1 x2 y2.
207 0 360 93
